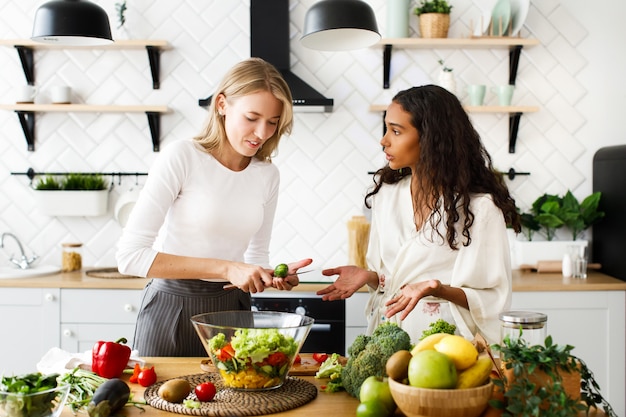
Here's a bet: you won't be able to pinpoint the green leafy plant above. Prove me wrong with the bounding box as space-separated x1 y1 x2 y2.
35 174 107 191
414 0 452 16
519 191 604 241
491 332 617 417
115 0 127 29
35 176 62 190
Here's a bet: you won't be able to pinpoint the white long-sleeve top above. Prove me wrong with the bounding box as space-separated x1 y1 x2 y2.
116 139 279 279
365 176 512 344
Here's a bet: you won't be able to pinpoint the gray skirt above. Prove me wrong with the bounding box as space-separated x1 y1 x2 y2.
133 279 251 357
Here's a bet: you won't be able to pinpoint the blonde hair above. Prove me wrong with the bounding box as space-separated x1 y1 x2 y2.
193 58 294 161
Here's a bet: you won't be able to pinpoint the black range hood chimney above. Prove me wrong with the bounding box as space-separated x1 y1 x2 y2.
199 0 334 113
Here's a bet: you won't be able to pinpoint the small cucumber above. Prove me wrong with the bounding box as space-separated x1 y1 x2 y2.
87 378 130 417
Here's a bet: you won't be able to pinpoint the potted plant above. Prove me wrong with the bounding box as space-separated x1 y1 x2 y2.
414 0 452 38
33 174 110 217
437 59 456 94
491 332 617 417
512 191 604 268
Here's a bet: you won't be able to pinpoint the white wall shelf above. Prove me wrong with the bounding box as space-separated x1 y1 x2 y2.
0 39 168 89
0 104 169 152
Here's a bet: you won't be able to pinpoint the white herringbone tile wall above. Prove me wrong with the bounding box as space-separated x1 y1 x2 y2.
0 0 624 269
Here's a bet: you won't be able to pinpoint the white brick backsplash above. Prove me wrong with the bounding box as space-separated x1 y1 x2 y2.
0 0 615 271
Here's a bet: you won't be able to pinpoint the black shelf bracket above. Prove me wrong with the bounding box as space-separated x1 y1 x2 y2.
146 112 161 152
509 112 523 153
509 45 523 85
15 46 34 85
15 111 35 151
146 46 161 89
383 44 392 89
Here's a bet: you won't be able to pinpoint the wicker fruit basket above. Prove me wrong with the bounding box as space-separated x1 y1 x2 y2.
388 377 492 417
418 13 450 38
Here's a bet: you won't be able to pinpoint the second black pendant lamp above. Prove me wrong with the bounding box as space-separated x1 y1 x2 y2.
31 0 113 45
301 0 380 51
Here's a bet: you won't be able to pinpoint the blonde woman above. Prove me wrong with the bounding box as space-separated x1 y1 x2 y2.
117 58 311 356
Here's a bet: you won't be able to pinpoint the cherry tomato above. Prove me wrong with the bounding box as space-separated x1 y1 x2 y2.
293 354 302 364
312 353 329 363
195 381 217 402
137 366 157 387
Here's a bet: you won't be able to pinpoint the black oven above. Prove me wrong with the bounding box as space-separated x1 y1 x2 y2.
251 292 346 355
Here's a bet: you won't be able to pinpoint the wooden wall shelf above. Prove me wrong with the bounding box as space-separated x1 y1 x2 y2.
0 104 169 152
0 39 169 89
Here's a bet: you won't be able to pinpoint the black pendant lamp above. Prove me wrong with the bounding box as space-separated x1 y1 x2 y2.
31 0 113 45
301 0 380 51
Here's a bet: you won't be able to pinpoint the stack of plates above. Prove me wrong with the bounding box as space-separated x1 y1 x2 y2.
474 0 529 37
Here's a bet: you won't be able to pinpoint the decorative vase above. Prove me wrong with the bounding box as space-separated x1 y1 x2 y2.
387 0 410 38
438 70 456 95
418 13 450 38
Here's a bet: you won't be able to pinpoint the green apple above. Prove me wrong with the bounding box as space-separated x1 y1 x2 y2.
359 376 395 415
356 400 391 417
408 350 457 389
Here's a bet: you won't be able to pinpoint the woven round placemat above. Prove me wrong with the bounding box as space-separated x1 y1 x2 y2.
85 267 141 279
144 373 317 416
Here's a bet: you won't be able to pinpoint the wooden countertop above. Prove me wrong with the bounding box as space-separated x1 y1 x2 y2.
1 269 625 292
59 357 608 417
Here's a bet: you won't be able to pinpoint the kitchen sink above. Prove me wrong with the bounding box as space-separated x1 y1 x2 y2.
0 264 61 279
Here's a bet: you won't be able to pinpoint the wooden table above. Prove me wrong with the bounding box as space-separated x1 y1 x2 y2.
60 357 361 417
59 357 609 417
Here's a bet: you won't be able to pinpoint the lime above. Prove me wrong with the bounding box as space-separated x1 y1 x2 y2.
274 263 289 278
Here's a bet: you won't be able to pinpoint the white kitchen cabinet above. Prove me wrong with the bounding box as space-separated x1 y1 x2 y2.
345 292 369 355
60 289 142 353
511 290 625 417
0 288 60 375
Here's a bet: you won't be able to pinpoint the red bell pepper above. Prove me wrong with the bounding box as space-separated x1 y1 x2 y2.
92 337 132 378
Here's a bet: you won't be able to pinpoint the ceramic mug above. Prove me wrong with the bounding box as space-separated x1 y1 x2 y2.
114 188 141 227
16 85 38 103
492 84 514 106
467 84 486 106
51 86 71 104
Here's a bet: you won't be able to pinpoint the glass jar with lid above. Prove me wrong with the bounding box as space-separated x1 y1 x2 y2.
499 311 547 347
61 243 83 272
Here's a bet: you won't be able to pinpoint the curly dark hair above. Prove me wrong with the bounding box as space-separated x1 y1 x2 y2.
365 85 521 250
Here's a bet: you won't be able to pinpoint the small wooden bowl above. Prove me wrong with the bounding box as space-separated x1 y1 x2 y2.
388 377 493 417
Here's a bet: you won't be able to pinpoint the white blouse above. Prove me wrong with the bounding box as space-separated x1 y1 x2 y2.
116 139 280 279
365 176 512 345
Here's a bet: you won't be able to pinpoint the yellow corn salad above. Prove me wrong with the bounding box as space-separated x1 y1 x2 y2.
219 368 282 389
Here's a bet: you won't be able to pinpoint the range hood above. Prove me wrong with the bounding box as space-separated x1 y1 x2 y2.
198 0 334 113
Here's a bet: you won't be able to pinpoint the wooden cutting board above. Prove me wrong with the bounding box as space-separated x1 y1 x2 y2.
200 353 346 376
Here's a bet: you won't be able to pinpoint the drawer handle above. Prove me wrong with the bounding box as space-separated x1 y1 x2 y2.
44 293 55 302
63 329 73 337
124 304 134 312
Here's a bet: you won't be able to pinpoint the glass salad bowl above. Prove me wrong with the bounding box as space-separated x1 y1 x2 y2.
191 311 314 391
0 382 70 417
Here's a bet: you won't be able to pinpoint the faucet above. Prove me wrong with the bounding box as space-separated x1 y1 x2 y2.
0 232 38 270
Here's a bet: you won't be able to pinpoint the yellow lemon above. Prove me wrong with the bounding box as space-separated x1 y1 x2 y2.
411 333 451 355
433 335 478 371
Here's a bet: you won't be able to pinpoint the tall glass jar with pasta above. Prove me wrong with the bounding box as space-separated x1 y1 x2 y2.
347 215 370 269
61 243 83 272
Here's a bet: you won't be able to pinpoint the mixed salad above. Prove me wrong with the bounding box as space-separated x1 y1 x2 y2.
207 328 298 389
0 373 66 417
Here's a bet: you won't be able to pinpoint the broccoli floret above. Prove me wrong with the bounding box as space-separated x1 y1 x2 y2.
419 319 456 340
341 322 411 398
347 334 370 358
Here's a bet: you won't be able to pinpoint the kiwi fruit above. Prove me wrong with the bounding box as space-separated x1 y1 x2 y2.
386 349 413 381
157 378 192 403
